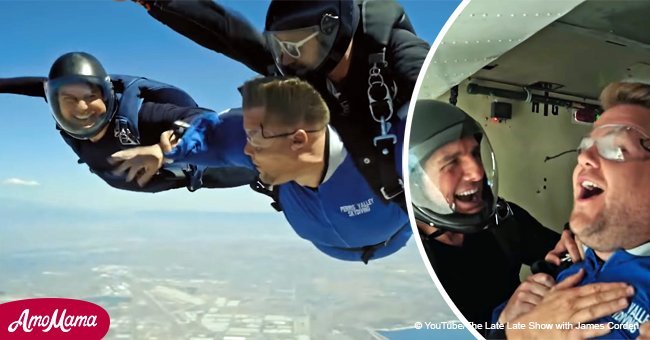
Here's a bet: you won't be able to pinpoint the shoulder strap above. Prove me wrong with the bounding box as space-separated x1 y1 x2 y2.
112 75 144 146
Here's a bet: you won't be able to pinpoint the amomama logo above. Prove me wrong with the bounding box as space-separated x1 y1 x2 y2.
0 298 110 339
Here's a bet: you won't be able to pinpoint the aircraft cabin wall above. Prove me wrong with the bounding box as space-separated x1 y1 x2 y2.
417 80 593 234
413 0 650 235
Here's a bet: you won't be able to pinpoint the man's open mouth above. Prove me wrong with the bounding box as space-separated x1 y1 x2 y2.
579 180 604 200
455 188 480 203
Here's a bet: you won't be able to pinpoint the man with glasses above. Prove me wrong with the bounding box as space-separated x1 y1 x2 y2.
130 0 429 207
496 81 650 339
159 77 411 263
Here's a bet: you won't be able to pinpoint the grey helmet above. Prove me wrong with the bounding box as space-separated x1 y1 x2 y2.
408 99 505 234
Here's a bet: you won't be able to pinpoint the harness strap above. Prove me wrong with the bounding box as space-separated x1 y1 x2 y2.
249 178 282 212
334 222 410 264
113 77 143 146
367 49 404 203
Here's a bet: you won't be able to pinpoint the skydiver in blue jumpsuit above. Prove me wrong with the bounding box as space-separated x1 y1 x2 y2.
155 77 411 263
0 52 256 192
490 81 650 339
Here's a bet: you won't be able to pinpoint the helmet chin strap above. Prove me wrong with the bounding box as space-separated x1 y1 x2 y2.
429 228 447 239
418 220 447 240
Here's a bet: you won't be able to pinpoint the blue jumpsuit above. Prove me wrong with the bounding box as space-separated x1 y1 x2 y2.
165 109 412 262
556 245 650 339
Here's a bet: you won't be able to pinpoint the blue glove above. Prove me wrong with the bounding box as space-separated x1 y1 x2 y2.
164 112 223 166
164 110 255 170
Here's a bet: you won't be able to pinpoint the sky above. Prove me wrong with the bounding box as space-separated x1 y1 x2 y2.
0 0 460 213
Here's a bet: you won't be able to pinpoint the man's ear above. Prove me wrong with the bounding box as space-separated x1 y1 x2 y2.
290 130 308 151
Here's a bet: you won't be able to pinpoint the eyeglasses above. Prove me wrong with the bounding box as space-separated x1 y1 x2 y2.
261 123 323 139
272 31 319 59
577 124 650 162
246 123 324 147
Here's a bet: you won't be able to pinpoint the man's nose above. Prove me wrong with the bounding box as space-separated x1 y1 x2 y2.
463 156 485 182
244 142 254 157
280 53 296 66
77 100 89 111
577 143 600 169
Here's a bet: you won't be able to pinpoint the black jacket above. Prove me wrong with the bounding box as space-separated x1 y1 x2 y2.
421 201 561 337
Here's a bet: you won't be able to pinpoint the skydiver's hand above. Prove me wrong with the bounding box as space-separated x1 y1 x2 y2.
545 229 583 266
160 129 183 164
159 129 181 153
639 322 650 340
108 144 164 187
506 269 633 340
498 273 555 324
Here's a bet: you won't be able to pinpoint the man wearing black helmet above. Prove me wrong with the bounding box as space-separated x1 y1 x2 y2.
0 52 256 192
130 0 429 206
408 99 560 335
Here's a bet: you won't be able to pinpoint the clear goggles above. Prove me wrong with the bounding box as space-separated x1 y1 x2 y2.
577 124 650 162
265 25 335 75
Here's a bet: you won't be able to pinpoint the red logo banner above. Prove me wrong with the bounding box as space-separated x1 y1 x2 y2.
0 298 110 339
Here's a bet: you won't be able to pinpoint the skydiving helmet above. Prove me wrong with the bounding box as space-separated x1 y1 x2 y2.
409 100 510 234
264 0 359 77
45 52 116 140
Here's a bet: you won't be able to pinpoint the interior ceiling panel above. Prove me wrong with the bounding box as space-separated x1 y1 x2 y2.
418 0 585 99
559 0 650 46
472 0 650 100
